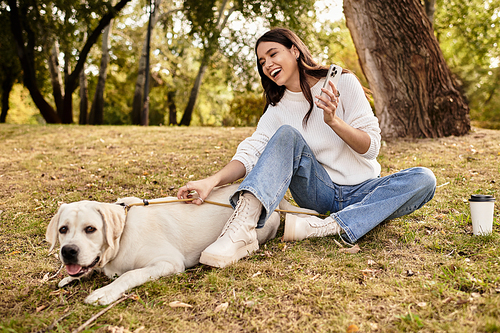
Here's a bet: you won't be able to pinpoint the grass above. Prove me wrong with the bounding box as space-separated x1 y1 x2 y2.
0 124 499 332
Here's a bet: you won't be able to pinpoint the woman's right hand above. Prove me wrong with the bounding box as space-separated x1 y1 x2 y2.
177 178 216 205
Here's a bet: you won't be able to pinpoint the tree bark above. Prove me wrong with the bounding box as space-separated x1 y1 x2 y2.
89 20 113 125
343 0 470 138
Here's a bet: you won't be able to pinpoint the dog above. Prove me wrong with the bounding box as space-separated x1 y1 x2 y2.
46 184 312 305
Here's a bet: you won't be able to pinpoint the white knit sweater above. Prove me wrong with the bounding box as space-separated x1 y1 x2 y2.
232 73 382 185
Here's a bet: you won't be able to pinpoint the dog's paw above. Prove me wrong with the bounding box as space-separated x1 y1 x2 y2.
85 285 124 305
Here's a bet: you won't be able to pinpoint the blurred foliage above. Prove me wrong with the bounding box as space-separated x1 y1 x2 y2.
1 0 499 127
434 0 500 128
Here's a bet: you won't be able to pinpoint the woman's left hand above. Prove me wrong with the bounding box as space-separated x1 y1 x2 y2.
315 80 340 127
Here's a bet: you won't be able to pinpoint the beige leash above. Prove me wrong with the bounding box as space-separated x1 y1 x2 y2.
123 197 325 217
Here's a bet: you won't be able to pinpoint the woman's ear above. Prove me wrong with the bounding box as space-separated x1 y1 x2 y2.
291 45 300 60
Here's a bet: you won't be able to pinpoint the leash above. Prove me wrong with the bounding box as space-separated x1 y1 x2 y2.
121 197 326 217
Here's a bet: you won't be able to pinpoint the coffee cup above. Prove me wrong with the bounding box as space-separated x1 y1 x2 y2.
468 194 495 236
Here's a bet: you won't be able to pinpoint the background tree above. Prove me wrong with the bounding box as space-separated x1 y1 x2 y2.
0 6 22 123
344 0 470 138
178 0 317 126
8 0 132 124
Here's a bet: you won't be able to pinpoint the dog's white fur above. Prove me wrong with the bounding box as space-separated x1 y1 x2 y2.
46 184 313 305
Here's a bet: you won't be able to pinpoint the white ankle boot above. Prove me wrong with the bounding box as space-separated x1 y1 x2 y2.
200 192 262 268
283 213 342 241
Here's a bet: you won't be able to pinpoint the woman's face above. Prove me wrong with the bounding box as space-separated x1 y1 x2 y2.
256 41 301 92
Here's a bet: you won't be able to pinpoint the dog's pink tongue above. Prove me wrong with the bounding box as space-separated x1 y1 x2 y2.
65 264 82 275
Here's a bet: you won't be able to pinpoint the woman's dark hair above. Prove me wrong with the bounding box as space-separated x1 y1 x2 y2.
255 28 366 126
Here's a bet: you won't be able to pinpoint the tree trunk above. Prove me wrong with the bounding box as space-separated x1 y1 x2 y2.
179 62 207 126
343 0 470 138
131 0 164 125
1 78 14 123
79 62 89 124
89 20 113 125
168 90 177 125
48 42 64 116
178 0 234 126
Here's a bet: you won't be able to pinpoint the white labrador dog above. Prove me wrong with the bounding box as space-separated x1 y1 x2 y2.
46 184 308 305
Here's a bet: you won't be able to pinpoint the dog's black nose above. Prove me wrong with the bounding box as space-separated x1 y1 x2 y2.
61 245 79 263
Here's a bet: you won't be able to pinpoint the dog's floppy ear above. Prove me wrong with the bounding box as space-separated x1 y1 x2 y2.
46 204 65 252
97 203 126 263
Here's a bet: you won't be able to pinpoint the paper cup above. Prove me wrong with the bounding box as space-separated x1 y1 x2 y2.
468 194 495 236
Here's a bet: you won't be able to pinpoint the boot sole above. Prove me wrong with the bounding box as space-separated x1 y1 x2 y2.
199 241 259 268
283 214 299 241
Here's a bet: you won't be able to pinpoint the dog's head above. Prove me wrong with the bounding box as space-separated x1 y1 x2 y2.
46 201 126 278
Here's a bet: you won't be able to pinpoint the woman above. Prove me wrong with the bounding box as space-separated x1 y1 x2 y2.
177 28 436 268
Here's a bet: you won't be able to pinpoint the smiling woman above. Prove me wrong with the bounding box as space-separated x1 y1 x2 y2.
177 27 436 269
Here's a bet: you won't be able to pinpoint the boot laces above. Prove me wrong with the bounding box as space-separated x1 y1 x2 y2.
310 218 341 238
219 195 250 237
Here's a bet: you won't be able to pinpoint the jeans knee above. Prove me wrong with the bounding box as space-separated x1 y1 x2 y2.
275 125 300 137
412 167 436 195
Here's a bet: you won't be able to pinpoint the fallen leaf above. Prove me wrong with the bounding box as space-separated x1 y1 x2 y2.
339 244 361 254
442 297 453 304
417 302 427 308
168 301 192 308
214 302 228 313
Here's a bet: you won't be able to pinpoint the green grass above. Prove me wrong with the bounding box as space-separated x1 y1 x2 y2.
0 124 499 332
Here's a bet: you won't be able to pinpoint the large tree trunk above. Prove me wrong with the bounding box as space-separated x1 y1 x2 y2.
89 21 113 125
344 0 470 138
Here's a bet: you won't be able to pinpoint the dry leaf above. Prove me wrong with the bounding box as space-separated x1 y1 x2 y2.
168 301 192 308
214 302 229 313
339 244 361 254
417 302 427 308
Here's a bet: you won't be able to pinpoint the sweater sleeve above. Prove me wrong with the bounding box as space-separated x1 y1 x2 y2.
339 74 381 160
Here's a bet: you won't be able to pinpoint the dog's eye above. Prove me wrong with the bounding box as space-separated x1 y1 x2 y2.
59 226 68 234
85 226 97 234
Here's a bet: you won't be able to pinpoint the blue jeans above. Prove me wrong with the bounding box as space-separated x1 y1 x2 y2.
230 125 436 243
